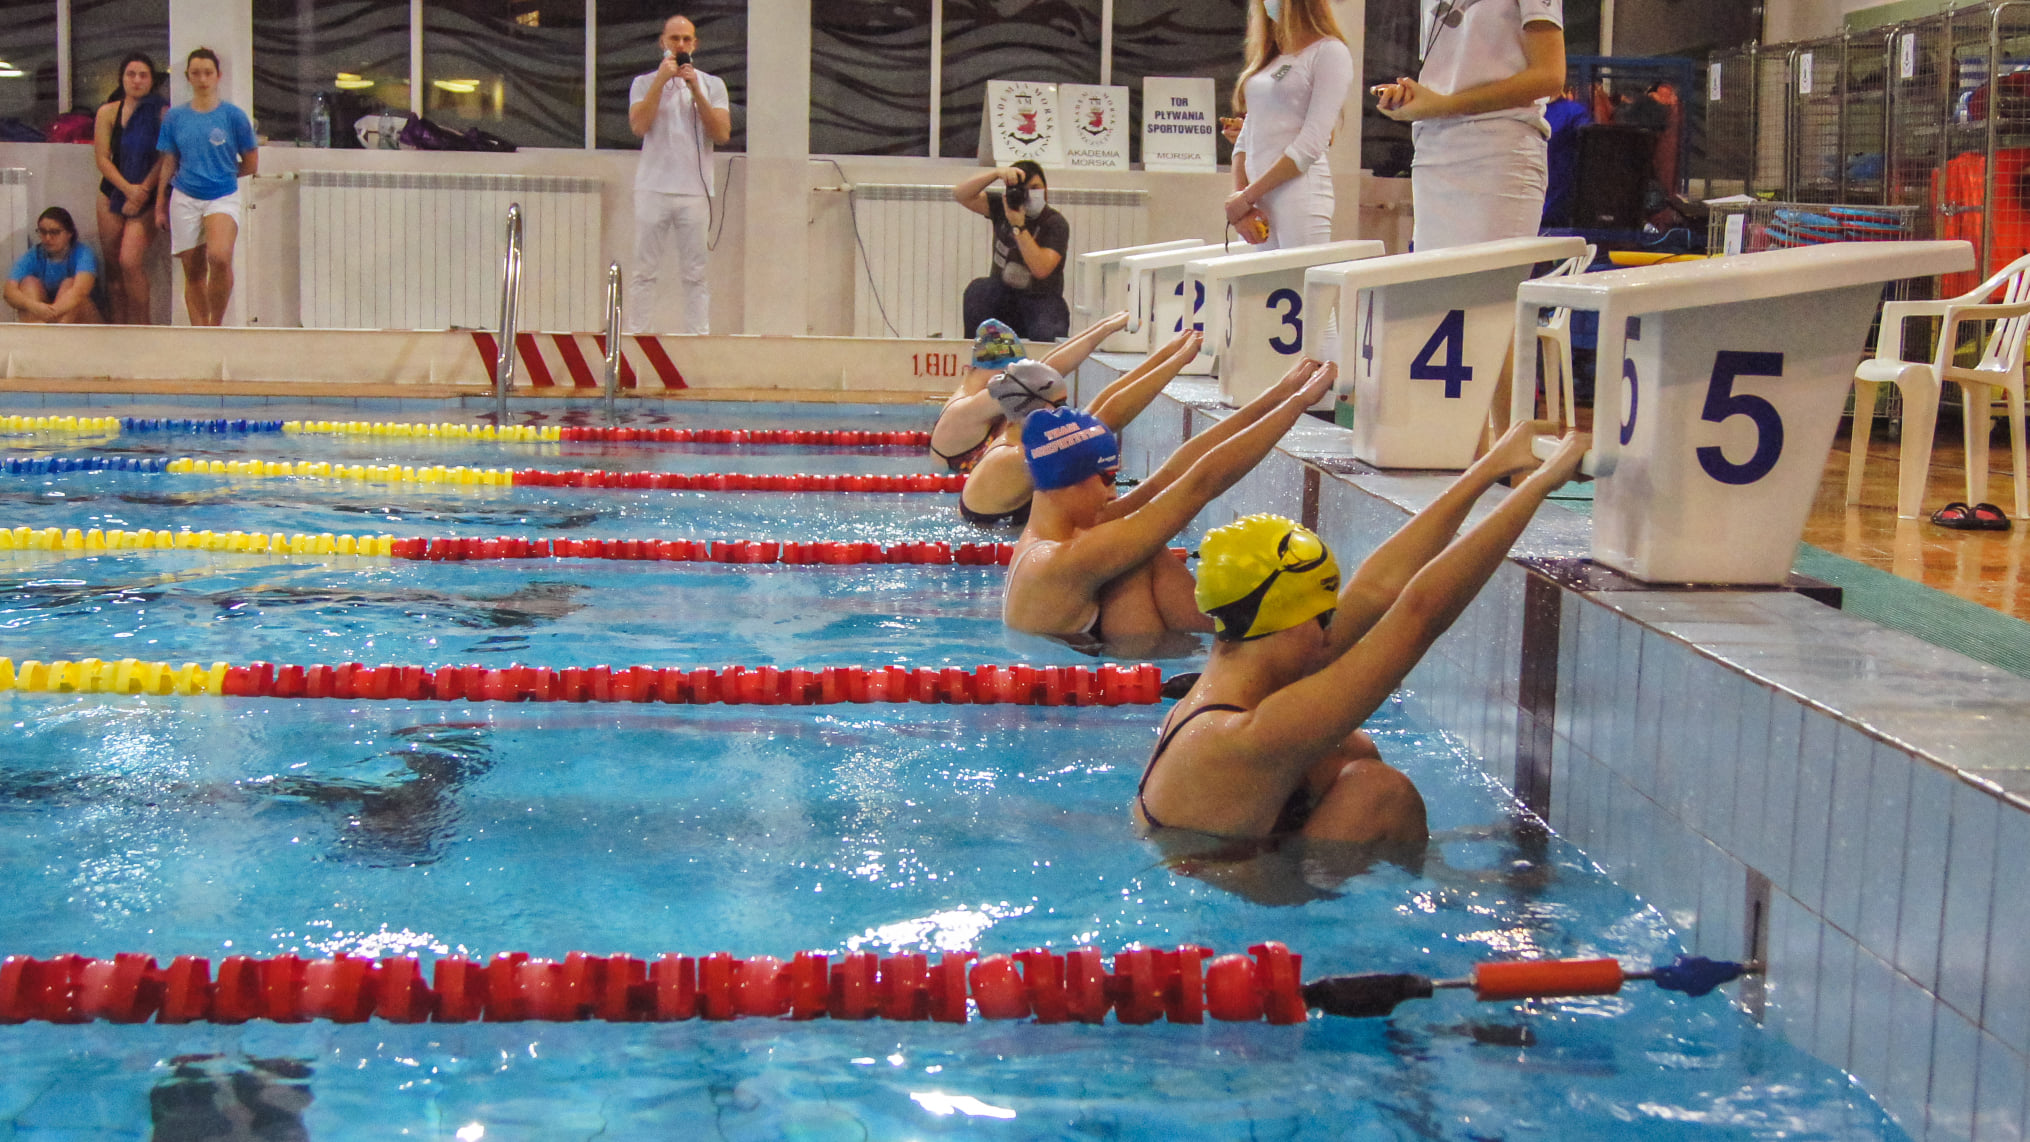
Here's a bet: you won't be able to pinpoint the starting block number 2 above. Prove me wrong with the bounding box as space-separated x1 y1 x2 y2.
1621 318 1789 488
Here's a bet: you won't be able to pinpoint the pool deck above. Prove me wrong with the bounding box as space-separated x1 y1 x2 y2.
1084 354 2030 1142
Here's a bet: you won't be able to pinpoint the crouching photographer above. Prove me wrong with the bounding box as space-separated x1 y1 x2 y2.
953 161 1071 342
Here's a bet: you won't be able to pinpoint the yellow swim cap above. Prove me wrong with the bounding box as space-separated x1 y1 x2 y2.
1196 515 1341 641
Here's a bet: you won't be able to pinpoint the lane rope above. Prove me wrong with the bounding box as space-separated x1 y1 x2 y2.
0 418 924 447
4 455 965 493
0 657 1170 706
0 527 1041 566
0 946 1755 1027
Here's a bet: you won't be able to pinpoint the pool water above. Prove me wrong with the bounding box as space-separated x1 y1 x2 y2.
0 405 1906 1140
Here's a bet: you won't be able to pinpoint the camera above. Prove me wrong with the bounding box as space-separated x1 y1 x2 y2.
674 51 692 66
1004 182 1029 211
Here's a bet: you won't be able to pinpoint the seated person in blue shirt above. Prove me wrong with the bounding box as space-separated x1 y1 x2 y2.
154 47 258 327
5 208 102 324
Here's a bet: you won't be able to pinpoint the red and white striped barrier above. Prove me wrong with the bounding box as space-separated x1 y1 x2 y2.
471 331 687 391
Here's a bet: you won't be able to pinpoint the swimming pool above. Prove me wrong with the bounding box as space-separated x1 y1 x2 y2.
0 403 1907 1139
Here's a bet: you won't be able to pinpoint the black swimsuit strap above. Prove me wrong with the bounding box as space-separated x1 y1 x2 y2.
1136 703 1248 830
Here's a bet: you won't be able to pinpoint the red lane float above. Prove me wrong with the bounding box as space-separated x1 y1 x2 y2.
212 659 1170 707
507 469 964 494
0 943 1304 1026
379 535 1020 567
556 427 932 447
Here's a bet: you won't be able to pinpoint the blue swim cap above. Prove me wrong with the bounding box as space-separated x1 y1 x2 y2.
1022 408 1119 491
972 320 1025 368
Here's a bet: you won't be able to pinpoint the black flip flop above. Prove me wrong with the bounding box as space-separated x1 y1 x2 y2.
1968 502 2014 531
1931 502 1976 529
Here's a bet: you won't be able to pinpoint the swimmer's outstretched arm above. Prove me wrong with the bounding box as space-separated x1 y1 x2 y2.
1108 358 1327 515
1060 367 1332 590
1042 311 1131 375
1244 434 1589 764
1324 420 1563 657
1090 329 1201 432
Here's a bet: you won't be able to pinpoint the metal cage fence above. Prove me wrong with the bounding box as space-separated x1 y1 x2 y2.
1886 16 1951 242
1753 48 1794 196
1703 47 1758 193
1790 36 1849 202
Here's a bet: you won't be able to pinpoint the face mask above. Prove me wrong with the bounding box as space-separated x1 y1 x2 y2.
1025 191 1046 219
1263 0 1283 23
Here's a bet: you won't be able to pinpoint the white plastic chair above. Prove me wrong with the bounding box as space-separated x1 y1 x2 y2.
1534 246 1595 431
1848 252 2030 519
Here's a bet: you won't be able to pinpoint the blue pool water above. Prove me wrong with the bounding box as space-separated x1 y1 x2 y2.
0 405 1906 1140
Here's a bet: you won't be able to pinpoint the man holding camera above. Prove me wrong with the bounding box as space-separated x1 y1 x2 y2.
628 14 731 335
954 161 1071 342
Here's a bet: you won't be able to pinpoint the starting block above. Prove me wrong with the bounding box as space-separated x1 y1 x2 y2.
1074 239 1211 352
1511 240 1974 586
1301 237 1588 469
1185 240 1387 408
1119 243 1236 369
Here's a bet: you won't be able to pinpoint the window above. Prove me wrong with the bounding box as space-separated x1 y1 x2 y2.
1111 0 1243 164
70 0 169 116
0 1 58 129
939 0 1103 160
812 0 932 156
424 0 585 149
252 0 409 145
596 0 746 152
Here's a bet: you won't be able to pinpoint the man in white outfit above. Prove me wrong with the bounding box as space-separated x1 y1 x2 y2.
628 15 731 334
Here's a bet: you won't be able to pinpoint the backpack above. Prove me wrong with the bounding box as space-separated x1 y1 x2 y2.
397 115 472 152
46 111 94 143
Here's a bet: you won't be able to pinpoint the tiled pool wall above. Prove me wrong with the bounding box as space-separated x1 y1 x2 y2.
1084 358 2030 1142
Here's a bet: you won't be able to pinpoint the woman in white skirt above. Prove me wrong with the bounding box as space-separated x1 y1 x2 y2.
1223 0 1356 252
1374 0 1568 252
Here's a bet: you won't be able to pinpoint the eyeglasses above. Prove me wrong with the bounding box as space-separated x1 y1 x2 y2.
35 227 66 237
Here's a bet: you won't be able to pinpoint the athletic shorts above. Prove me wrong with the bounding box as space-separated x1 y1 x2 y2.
168 187 242 255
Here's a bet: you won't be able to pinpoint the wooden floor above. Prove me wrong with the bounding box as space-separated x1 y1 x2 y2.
1812 424 2030 622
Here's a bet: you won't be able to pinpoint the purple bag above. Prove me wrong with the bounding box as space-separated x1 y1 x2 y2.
397 115 472 151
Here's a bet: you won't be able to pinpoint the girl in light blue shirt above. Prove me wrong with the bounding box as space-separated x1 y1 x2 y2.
155 47 257 326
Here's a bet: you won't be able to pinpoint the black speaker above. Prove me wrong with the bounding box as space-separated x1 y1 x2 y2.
1569 124 1656 231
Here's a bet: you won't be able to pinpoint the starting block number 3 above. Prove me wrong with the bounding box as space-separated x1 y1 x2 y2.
1621 321 1789 488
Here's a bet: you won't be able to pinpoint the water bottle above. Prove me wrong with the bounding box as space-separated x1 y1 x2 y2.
309 91 332 148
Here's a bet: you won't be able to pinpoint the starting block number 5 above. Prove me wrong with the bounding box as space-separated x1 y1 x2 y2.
1622 326 1788 487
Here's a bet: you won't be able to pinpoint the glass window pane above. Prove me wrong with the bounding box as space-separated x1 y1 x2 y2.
253 0 409 145
813 0 930 157
1364 0 1419 177
71 0 168 116
0 2 58 129
1110 0 1243 166
595 1 745 152
941 0 1101 161
424 0 585 150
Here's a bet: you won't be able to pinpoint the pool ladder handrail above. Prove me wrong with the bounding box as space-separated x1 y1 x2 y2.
493 203 524 426
603 262 623 424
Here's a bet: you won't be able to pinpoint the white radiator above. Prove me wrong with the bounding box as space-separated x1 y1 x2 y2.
299 171 602 332
0 169 31 271
850 184 1148 340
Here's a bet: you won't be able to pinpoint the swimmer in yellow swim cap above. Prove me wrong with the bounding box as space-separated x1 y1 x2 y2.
1133 422 1589 897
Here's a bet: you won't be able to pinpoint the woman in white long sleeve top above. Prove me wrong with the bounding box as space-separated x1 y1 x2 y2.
1374 0 1568 251
1224 0 1356 252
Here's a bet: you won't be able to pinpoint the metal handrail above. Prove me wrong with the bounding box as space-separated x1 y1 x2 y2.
603 262 623 424
493 203 524 427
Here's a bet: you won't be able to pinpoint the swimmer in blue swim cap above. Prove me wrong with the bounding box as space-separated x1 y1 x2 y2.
959 327 1204 530
1133 423 1589 902
928 311 1130 474
1003 357 1336 644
